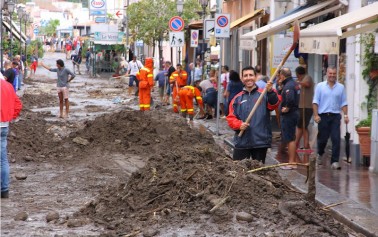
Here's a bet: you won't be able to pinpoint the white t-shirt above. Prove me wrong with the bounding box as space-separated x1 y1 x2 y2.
199 79 214 92
128 60 143 76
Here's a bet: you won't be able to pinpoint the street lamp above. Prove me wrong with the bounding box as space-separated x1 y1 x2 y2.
200 0 208 79
8 0 15 58
17 6 24 55
176 0 183 15
1 0 4 71
176 0 184 65
24 13 29 61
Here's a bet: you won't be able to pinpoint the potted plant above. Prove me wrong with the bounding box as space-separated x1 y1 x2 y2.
355 115 372 158
361 33 378 115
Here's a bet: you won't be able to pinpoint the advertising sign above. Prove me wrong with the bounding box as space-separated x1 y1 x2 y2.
90 0 107 16
94 32 124 42
271 35 298 76
299 36 339 55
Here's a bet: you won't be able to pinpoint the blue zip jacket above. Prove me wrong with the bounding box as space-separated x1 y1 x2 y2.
280 77 299 115
227 86 281 149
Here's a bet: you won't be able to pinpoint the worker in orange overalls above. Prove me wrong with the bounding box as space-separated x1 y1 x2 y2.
136 58 154 111
170 64 187 113
178 82 205 121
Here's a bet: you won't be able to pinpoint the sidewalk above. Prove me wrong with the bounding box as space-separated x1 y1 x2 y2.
196 117 378 237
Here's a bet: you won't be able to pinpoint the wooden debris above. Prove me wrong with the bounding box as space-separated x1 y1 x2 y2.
247 163 309 173
209 196 230 213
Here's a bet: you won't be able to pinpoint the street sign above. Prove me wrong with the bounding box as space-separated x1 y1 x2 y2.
95 17 107 23
136 40 144 47
115 10 122 18
190 30 199 47
169 31 184 47
204 19 215 40
169 16 185 32
214 13 230 38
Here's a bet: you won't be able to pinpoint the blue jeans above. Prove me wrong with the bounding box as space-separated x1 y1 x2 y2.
317 113 341 163
1 127 10 192
18 72 23 90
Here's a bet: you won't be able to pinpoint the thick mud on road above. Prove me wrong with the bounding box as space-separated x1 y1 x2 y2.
1 53 351 236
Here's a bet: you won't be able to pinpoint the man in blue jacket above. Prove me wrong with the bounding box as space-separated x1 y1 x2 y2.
226 66 281 163
279 68 300 169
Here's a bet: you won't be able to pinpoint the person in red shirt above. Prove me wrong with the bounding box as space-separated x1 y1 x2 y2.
0 74 23 198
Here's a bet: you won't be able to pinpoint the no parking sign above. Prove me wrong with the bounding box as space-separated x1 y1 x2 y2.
214 13 230 38
169 16 185 32
190 30 199 47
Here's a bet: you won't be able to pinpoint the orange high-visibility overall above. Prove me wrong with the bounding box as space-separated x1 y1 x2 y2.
136 58 154 111
170 70 187 113
178 85 203 120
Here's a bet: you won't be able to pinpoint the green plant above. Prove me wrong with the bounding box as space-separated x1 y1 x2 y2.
360 32 378 115
355 115 372 128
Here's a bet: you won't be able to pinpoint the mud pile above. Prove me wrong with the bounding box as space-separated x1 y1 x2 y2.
69 112 346 236
8 93 348 236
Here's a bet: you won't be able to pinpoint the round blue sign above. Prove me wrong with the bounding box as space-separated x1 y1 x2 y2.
169 16 184 32
217 16 228 28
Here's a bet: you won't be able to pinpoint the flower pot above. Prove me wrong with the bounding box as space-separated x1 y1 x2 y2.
370 69 378 80
355 127 371 157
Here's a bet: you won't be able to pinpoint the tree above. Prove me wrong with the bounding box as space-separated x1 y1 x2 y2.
39 19 60 37
127 0 201 68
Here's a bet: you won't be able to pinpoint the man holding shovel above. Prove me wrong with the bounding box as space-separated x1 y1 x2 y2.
226 66 280 163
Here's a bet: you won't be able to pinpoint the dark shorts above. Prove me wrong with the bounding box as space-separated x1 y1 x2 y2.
233 147 268 164
281 111 299 142
297 108 313 128
129 75 138 87
203 88 217 108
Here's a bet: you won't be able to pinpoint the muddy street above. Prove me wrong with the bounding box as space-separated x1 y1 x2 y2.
1 52 350 237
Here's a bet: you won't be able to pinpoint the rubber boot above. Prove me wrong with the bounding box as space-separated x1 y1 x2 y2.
181 112 187 119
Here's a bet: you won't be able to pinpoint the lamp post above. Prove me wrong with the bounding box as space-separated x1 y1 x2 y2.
8 0 15 58
24 13 29 61
200 0 208 79
176 0 183 65
17 6 24 55
1 0 4 71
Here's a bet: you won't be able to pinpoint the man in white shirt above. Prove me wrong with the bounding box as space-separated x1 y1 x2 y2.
127 55 144 96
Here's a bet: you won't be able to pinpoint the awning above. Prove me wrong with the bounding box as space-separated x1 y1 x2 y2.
240 0 342 49
299 2 378 55
230 9 264 29
188 20 203 29
2 21 26 43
